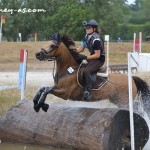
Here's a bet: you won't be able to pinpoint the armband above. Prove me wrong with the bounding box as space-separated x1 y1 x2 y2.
81 41 86 47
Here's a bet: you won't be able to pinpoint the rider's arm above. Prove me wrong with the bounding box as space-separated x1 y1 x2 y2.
76 41 86 53
76 46 85 53
87 50 100 60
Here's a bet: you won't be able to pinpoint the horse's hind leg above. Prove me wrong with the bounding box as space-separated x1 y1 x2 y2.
34 87 52 112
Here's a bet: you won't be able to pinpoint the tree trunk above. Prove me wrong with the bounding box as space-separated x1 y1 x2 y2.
0 100 149 150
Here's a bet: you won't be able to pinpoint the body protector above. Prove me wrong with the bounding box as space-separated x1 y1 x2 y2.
84 32 105 59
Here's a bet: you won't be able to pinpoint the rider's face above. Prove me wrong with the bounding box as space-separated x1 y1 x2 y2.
85 26 94 34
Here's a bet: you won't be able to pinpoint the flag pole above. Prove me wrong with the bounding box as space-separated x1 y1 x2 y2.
0 16 3 42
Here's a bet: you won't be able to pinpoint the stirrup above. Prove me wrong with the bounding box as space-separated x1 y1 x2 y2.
83 91 91 100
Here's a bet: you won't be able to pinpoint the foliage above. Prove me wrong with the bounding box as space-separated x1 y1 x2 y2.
0 88 20 116
129 0 150 24
42 0 93 40
0 0 149 41
115 22 150 40
115 0 150 40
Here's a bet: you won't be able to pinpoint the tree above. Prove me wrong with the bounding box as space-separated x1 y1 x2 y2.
82 0 130 38
0 0 40 41
42 0 93 40
129 0 150 24
0 0 142 41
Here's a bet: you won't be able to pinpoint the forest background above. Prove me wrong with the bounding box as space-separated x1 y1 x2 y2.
0 0 150 42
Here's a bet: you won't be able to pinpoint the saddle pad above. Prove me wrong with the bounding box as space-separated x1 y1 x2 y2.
92 76 107 90
77 66 108 90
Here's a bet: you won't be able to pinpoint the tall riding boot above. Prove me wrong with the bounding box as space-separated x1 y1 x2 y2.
83 73 92 100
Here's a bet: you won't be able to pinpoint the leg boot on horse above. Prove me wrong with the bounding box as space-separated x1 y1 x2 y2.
33 87 52 112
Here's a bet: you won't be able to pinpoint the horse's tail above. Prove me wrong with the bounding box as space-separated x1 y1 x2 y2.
132 76 150 118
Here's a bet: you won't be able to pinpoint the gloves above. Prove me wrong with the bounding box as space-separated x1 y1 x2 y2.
78 54 88 65
78 54 87 60
82 59 88 64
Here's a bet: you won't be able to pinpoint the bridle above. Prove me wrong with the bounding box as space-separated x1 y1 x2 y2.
40 41 59 61
38 40 78 84
40 44 64 83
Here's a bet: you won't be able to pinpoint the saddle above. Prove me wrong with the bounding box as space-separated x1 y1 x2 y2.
77 64 108 90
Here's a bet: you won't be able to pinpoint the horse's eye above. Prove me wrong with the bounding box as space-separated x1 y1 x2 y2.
48 44 58 52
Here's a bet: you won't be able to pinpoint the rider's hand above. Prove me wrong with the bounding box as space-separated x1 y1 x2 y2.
78 54 87 60
82 59 88 64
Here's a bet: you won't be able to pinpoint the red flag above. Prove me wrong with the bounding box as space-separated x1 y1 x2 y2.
1 15 6 24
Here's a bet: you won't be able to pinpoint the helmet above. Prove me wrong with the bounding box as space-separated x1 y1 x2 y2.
83 19 98 28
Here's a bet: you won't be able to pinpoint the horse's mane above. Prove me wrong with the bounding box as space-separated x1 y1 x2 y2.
61 34 75 48
61 35 82 64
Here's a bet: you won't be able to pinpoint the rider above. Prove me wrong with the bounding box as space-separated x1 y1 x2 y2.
76 19 105 100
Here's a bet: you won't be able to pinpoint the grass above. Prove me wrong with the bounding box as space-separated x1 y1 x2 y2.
0 41 150 71
0 41 150 116
0 88 20 115
0 41 49 71
0 86 41 115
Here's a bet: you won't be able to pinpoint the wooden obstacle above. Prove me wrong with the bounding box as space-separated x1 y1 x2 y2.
0 100 149 150
109 64 137 73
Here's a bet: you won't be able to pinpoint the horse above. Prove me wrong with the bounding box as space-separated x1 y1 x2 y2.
33 33 150 118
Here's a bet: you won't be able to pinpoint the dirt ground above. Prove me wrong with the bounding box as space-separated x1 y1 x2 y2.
1 71 150 86
0 71 117 107
1 70 150 104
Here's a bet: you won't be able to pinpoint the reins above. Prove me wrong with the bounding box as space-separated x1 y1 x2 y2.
48 57 63 83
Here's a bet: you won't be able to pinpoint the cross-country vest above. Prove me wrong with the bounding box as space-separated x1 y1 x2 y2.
84 32 105 56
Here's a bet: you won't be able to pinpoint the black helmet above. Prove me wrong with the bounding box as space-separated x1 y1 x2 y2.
83 19 98 28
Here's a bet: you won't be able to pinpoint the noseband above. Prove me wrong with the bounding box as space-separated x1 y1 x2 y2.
40 42 62 61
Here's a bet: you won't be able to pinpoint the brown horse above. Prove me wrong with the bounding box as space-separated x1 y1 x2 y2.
33 33 150 117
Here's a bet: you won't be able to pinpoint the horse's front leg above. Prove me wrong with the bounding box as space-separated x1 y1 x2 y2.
33 87 46 107
33 87 52 112
33 85 70 112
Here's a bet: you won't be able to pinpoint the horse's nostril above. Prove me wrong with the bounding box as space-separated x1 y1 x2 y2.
35 53 39 58
36 53 39 57
36 51 45 60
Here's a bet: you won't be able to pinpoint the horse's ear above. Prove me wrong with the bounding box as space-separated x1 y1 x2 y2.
52 33 55 38
51 33 56 41
57 33 61 43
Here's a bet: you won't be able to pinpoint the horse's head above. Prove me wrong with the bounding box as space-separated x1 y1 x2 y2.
36 33 61 61
36 33 82 65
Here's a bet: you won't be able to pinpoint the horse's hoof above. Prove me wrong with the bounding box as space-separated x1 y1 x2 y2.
42 103 49 112
34 105 41 112
39 87 46 92
33 101 38 106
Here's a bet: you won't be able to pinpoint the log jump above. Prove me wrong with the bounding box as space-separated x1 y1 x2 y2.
0 100 149 150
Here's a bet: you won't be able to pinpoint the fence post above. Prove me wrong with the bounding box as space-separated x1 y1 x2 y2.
105 35 109 75
139 32 142 53
133 33 136 52
128 52 135 150
18 49 28 100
